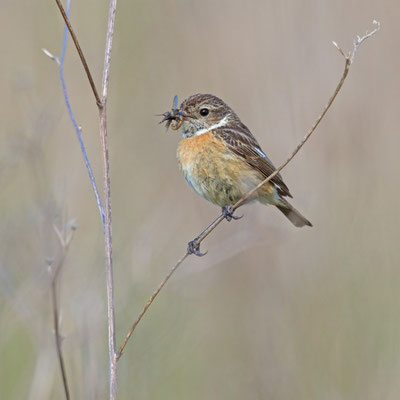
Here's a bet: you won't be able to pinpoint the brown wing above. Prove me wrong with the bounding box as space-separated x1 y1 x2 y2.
216 122 292 198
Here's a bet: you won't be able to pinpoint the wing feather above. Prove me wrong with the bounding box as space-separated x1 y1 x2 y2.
216 123 292 198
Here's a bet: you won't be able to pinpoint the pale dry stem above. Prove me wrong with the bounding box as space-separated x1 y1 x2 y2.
116 20 380 360
49 221 76 400
99 1 118 399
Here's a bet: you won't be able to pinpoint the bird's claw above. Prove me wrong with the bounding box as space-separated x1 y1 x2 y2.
188 240 208 257
222 206 243 222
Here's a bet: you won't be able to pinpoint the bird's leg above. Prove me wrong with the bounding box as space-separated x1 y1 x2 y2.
187 207 243 256
187 239 207 257
222 205 243 222
187 213 225 257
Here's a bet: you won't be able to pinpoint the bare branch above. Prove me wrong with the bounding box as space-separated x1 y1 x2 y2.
116 253 189 360
116 21 380 359
49 221 76 400
99 1 118 399
47 0 105 226
332 20 380 65
54 0 102 107
350 20 380 64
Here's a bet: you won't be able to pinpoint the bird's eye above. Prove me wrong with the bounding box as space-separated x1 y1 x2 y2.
200 108 209 117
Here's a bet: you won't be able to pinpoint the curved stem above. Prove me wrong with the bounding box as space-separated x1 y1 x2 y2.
116 22 379 358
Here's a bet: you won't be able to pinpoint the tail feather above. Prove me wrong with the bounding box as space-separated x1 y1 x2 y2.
276 199 312 228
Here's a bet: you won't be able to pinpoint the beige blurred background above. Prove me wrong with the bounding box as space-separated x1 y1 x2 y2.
1 0 399 399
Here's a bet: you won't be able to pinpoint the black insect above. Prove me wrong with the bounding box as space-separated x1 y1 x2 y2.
159 95 184 131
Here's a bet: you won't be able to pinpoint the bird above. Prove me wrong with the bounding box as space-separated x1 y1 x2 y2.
161 93 312 231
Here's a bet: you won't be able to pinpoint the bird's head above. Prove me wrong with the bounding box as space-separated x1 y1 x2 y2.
161 94 238 138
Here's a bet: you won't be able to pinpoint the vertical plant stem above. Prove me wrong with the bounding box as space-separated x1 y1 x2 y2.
51 276 70 400
99 1 118 399
51 224 75 400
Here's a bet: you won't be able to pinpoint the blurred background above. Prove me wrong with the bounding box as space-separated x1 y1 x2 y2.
1 0 399 399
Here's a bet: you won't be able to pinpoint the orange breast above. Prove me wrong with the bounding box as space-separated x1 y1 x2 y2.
176 131 277 207
177 131 226 167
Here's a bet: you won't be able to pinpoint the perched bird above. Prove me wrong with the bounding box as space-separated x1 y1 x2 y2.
162 93 312 229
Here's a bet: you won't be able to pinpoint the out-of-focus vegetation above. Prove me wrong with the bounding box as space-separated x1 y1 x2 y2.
1 1 399 399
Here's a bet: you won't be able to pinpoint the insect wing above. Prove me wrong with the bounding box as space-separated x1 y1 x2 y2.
172 95 178 111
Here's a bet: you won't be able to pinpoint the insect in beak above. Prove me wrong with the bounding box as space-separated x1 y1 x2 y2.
159 95 186 131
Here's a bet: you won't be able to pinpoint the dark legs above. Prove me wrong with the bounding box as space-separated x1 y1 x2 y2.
222 205 243 222
187 206 243 257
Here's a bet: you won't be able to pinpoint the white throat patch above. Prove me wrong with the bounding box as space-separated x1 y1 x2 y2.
192 115 229 137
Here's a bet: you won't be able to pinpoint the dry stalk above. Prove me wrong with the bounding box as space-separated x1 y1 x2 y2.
49 221 76 400
99 1 118 399
54 0 101 107
116 21 380 360
53 0 119 398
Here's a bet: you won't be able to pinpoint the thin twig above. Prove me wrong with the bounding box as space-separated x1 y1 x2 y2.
99 1 118 399
49 222 76 400
116 253 188 360
54 0 102 108
44 0 105 226
116 21 380 359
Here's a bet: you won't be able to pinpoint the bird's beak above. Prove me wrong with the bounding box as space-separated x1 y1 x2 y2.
178 110 194 120
160 109 185 131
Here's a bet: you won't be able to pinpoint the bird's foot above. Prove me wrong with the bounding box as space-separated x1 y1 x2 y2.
222 206 243 222
187 239 208 257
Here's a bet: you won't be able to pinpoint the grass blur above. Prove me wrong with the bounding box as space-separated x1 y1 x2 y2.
1 1 400 399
